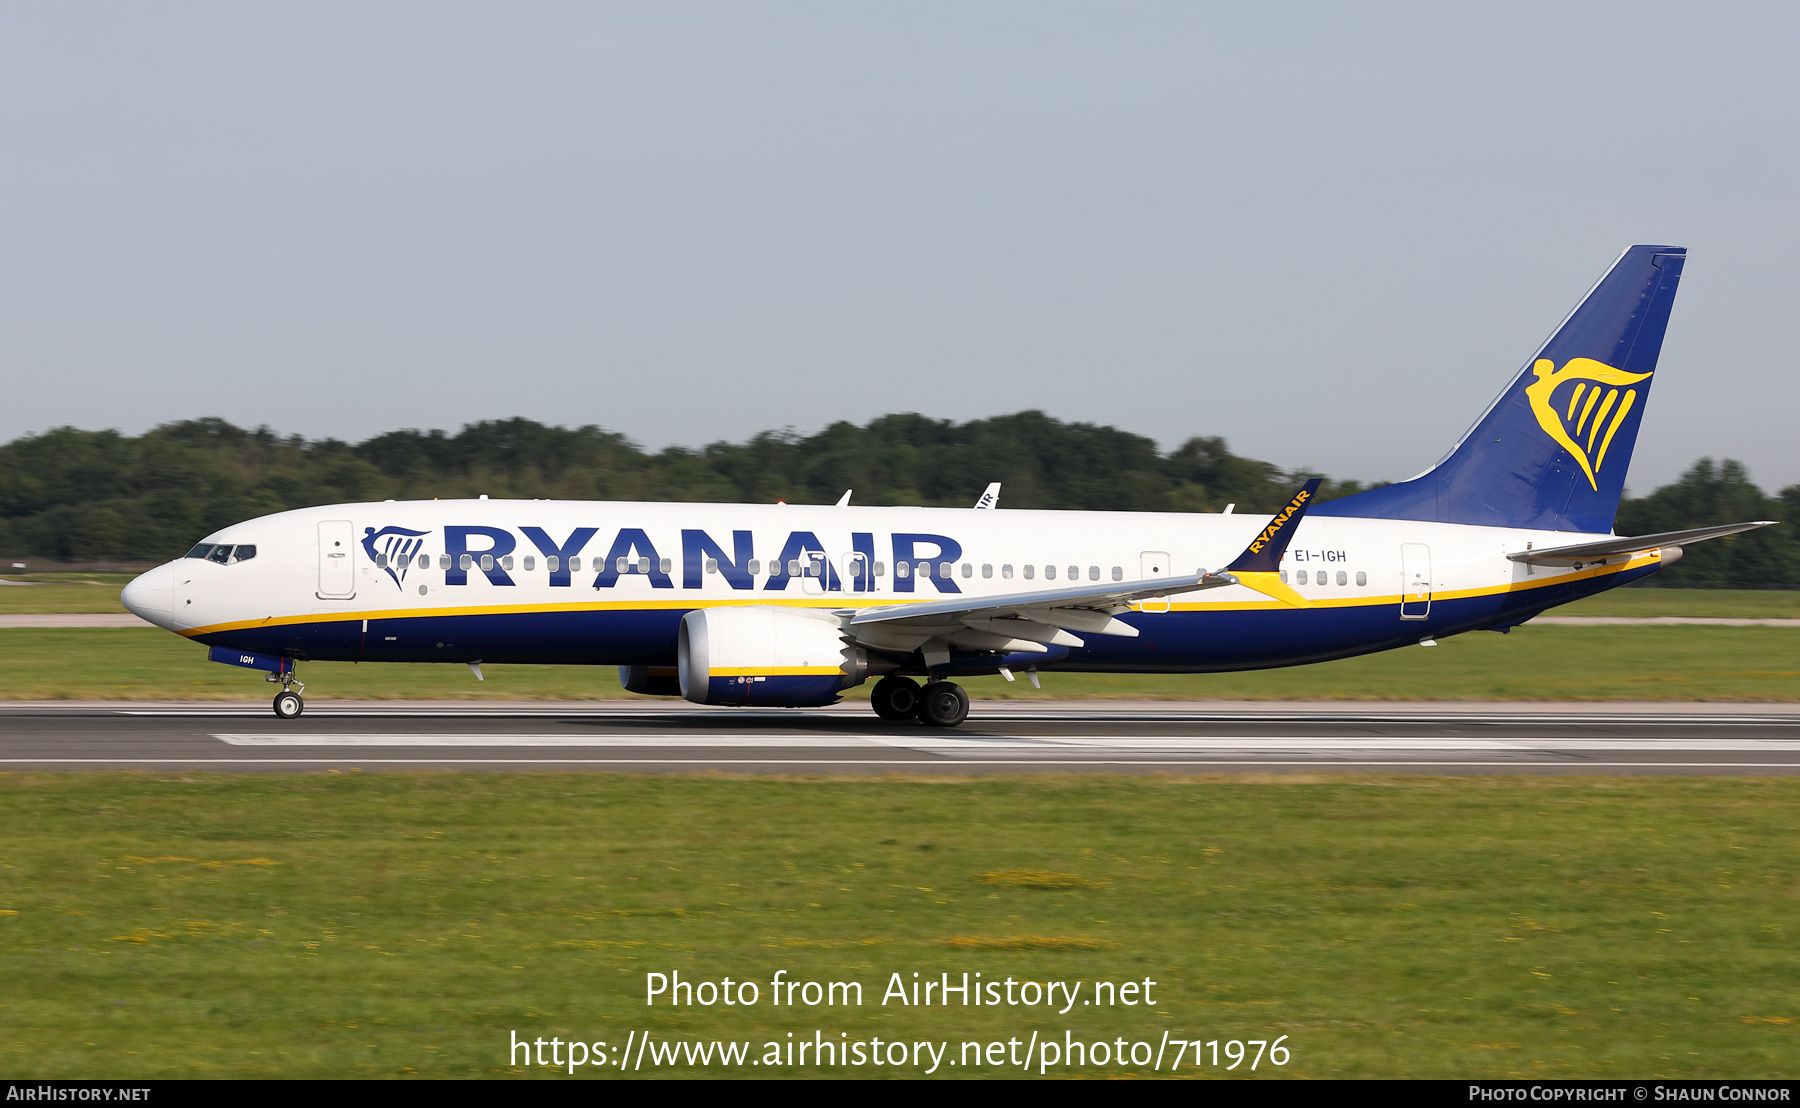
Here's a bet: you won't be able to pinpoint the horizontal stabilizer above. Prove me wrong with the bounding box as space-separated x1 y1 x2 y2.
1508 521 1777 567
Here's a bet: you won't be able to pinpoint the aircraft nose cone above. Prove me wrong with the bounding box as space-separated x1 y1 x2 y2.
122 563 176 630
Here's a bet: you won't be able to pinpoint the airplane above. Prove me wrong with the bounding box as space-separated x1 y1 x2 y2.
121 245 1774 724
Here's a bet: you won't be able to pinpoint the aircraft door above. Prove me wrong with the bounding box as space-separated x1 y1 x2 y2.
1400 543 1431 619
317 520 357 599
1138 550 1171 613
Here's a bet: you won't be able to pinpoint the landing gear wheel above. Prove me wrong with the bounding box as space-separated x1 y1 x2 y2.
920 681 970 728
273 690 304 720
871 676 923 721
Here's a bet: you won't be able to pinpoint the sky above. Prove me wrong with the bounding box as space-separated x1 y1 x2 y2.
2 3 1796 493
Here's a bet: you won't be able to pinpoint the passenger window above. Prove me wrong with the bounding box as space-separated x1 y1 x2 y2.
1336 570 1347 586
1023 564 1035 580
547 556 560 572
660 558 673 574
617 556 630 573
873 561 885 577
1356 571 1367 586
501 555 514 571
459 554 473 571
569 557 581 572
523 556 535 571
961 563 973 578
1296 570 1308 585
786 559 800 576
637 557 651 574
982 564 993 578
705 558 719 574
939 562 952 578
808 558 822 578
1088 566 1099 581
375 552 389 569
1068 566 1078 581
748 559 762 575
441 554 453 570
896 561 910 579
185 544 215 560
1111 566 1122 581
233 545 256 563
1279 570 1289 583
415 554 428 569
1045 565 1056 581
1001 564 1013 579
480 554 494 571
919 562 932 579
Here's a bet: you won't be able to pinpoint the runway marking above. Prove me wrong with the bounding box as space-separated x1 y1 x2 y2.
206 733 1800 753
110 707 1800 725
212 732 886 748
4 758 1800 770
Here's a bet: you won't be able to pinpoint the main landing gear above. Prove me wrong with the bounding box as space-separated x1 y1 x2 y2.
268 665 306 720
871 676 970 728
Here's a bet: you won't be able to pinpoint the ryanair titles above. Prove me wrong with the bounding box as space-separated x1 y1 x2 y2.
1247 488 1312 555
362 525 967 595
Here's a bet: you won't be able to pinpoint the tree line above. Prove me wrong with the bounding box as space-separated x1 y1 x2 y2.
0 413 1792 586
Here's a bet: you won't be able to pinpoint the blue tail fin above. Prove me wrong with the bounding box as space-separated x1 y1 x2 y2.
1315 245 1686 533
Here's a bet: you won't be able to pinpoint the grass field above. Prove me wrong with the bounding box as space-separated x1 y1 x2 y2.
2 623 1796 701
0 773 1793 1078
0 575 134 614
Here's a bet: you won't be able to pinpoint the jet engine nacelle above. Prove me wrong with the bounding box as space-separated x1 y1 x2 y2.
679 606 874 707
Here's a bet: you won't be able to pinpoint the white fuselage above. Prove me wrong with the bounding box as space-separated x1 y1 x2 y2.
121 499 1656 675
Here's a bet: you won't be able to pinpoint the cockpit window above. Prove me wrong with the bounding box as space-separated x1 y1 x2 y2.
189 543 256 565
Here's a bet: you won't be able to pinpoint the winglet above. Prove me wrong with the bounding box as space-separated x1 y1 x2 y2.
973 482 1001 510
1223 478 1323 608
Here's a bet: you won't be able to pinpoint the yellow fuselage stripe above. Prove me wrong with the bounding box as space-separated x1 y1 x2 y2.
178 552 1656 638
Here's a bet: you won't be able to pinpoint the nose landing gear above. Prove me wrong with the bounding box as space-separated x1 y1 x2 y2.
267 663 305 719
273 688 304 719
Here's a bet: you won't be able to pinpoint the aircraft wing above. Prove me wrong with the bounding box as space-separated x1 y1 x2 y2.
1507 521 1776 567
848 570 1237 634
843 479 1323 659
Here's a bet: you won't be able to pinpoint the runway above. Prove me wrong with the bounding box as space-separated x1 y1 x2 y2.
5 700 1800 774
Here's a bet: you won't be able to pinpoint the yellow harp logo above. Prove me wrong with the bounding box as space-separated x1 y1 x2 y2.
1524 358 1653 490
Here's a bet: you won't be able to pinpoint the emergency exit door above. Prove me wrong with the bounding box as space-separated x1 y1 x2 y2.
1400 543 1431 619
1139 551 1171 612
317 520 356 599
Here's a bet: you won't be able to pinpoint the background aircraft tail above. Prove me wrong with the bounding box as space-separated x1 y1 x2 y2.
1315 245 1686 533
